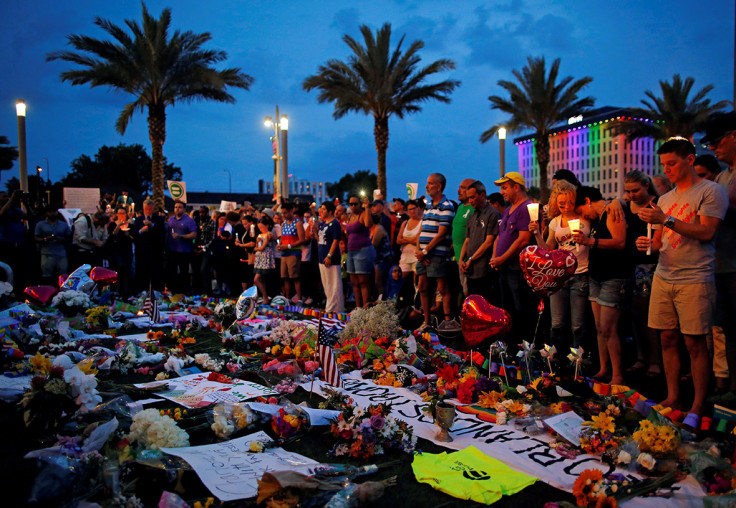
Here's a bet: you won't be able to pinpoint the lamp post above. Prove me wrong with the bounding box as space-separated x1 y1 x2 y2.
498 127 507 178
16 100 28 194
222 169 232 194
264 107 289 199
36 165 42 203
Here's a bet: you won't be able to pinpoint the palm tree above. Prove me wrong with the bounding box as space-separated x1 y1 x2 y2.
303 23 460 198
481 56 594 205
0 136 19 172
47 3 253 209
612 74 728 142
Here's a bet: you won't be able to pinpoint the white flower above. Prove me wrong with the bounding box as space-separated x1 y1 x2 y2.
496 411 507 425
53 355 74 371
617 451 632 465
637 452 656 470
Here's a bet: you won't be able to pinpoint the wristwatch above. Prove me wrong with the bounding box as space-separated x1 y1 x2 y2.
422 248 428 255
663 215 675 230
326 253 332 259
466 256 473 262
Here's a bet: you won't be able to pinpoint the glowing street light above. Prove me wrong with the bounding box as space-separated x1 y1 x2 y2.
15 100 28 193
498 127 507 178
264 107 289 199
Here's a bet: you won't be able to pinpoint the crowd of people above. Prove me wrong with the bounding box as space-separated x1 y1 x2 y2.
1 112 735 415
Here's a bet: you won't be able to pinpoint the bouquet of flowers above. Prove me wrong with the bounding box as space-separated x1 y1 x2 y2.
329 403 416 459
211 402 262 439
52 290 93 315
339 302 401 343
579 405 623 455
127 408 189 450
632 419 679 456
271 406 306 439
85 306 111 329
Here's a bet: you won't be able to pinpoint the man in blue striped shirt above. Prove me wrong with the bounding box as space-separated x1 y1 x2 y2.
416 173 457 332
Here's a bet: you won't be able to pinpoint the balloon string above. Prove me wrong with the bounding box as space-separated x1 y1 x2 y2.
532 300 543 348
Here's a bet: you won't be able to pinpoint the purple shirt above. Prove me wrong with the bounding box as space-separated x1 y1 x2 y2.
346 220 371 251
167 214 197 253
495 199 533 265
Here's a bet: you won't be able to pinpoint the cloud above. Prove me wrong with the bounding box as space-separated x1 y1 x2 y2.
331 8 362 34
531 14 576 52
396 14 458 52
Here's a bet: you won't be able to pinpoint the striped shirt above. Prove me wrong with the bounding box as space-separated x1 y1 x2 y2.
419 194 455 257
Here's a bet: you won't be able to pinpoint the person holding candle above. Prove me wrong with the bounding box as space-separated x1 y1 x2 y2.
529 180 590 350
623 171 663 378
574 186 631 386
637 137 727 417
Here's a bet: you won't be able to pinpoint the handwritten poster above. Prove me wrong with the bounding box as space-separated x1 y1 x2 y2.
306 372 705 508
161 431 320 501
63 187 100 213
135 373 278 408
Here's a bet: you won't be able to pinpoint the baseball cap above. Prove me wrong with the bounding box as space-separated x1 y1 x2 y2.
494 171 526 188
261 208 275 219
700 112 736 146
370 199 384 207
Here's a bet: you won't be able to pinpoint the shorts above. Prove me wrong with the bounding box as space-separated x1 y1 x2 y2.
648 274 715 335
280 255 300 278
415 255 450 279
589 277 626 309
346 245 376 275
40 254 68 279
400 260 417 273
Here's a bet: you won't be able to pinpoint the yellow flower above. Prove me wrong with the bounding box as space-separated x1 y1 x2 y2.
529 376 544 391
30 353 51 374
478 390 506 409
77 358 98 375
283 345 293 355
591 412 615 434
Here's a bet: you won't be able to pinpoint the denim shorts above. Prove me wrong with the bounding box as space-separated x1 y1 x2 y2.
346 245 376 275
589 277 627 309
415 255 450 278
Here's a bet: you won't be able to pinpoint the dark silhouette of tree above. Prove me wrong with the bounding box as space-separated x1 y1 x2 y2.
47 3 253 209
481 56 594 205
327 170 378 202
304 23 459 198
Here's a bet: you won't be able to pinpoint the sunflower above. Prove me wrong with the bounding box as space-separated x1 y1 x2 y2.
591 412 616 434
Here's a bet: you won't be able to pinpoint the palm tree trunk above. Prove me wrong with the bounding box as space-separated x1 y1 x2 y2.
535 133 551 206
374 116 388 199
148 104 167 211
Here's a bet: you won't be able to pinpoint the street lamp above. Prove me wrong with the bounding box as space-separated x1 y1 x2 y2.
222 169 232 194
15 100 28 194
264 107 289 199
36 165 42 203
498 127 507 178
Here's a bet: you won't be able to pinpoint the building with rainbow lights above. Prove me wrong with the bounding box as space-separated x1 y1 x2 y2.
513 106 663 198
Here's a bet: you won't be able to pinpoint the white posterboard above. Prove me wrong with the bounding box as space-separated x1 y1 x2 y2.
161 432 320 501
219 200 237 212
167 181 187 203
63 187 100 213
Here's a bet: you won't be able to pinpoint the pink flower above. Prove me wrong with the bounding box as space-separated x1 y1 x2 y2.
226 362 240 373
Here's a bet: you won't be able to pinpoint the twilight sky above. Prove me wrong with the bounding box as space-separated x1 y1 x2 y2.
0 0 733 200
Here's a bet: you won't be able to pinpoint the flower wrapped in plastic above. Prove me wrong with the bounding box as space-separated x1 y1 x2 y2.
210 402 262 439
329 403 416 459
127 408 189 450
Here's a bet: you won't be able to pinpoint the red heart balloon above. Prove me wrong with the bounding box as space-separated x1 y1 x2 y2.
461 295 512 348
90 266 118 285
519 245 578 296
24 285 59 306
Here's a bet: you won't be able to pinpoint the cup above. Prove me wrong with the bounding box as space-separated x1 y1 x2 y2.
435 401 456 442
527 203 539 221
567 219 581 233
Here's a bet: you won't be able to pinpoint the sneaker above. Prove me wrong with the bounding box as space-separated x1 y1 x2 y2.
437 318 462 334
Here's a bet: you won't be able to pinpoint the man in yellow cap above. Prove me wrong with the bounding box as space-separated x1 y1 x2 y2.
490 172 536 341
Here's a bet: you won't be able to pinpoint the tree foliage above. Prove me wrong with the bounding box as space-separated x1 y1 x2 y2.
612 74 729 141
60 143 181 195
303 22 459 198
47 3 253 209
327 170 378 202
481 56 594 205
0 136 19 172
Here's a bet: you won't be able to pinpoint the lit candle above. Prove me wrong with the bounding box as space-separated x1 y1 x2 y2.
527 203 539 221
647 223 652 256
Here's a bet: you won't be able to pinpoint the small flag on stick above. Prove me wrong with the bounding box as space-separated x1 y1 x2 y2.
317 318 342 388
142 283 160 324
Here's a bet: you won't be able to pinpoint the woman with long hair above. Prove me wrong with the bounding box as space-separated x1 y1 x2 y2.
344 195 375 308
530 181 590 349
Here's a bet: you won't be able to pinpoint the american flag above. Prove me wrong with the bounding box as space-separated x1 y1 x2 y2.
317 318 342 388
142 284 160 323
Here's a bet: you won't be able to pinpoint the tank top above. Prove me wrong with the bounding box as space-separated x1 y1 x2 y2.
346 219 371 251
626 201 659 266
400 220 421 263
588 209 633 281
